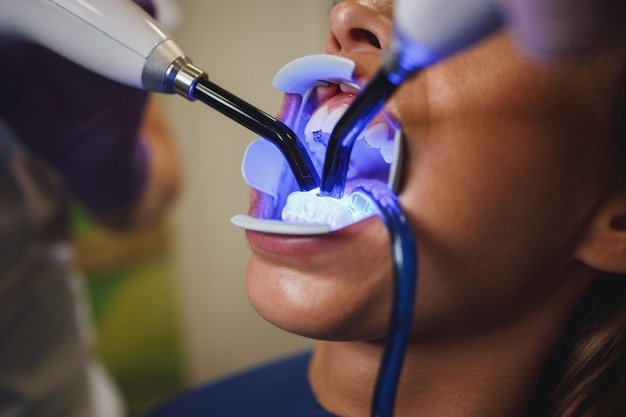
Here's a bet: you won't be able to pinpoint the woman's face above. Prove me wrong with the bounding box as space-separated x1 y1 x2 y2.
244 0 621 342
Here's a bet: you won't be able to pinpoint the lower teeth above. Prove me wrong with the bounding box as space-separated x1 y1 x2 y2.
281 189 377 230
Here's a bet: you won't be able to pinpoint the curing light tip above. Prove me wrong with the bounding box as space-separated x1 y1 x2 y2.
191 78 320 191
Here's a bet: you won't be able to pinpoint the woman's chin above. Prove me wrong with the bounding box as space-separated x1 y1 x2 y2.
245 250 393 341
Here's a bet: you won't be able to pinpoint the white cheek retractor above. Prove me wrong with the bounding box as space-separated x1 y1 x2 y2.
231 55 404 236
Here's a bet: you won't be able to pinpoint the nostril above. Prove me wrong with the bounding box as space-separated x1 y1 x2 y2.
350 28 382 49
326 1 389 54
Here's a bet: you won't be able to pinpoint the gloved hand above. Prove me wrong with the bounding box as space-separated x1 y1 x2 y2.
496 0 626 59
0 0 157 212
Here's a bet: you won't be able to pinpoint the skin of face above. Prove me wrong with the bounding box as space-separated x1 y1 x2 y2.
246 0 621 341
244 1 624 415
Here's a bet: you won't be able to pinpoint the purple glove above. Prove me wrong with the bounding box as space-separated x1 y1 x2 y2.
0 0 157 212
497 0 626 59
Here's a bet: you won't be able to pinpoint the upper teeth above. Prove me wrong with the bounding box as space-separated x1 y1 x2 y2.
303 102 395 165
303 103 348 162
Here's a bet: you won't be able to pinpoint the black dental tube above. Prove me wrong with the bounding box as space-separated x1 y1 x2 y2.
320 0 500 199
319 47 421 199
192 78 320 191
319 70 401 198
319 66 420 198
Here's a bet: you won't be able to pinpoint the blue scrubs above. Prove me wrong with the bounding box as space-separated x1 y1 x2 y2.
144 352 338 416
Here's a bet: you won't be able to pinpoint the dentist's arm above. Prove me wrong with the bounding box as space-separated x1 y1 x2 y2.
381 0 623 98
100 93 181 230
0 42 180 230
497 0 626 59
390 0 625 73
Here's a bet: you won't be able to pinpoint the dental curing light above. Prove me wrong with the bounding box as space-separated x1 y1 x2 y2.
192 79 320 191
0 0 319 191
320 0 501 198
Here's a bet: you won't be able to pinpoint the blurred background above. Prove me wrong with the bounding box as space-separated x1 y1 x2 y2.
73 1 334 415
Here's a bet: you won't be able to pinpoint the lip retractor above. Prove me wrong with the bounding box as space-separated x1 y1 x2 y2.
231 55 404 236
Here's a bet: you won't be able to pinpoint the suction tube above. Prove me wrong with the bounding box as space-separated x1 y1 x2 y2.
354 183 417 417
192 78 320 191
320 0 501 199
319 61 414 199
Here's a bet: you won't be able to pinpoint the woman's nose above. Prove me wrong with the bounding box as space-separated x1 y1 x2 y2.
325 1 392 55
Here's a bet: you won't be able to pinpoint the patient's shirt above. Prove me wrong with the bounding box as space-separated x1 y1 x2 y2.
144 352 338 417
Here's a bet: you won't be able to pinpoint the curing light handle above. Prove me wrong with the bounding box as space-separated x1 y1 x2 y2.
0 0 204 99
388 0 502 79
0 0 320 190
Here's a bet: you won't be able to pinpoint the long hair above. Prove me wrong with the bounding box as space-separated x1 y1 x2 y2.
533 276 626 417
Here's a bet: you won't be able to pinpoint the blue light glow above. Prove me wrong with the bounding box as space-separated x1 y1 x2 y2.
239 55 402 233
281 188 379 230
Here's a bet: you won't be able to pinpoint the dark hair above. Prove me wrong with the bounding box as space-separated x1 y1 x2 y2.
532 275 626 417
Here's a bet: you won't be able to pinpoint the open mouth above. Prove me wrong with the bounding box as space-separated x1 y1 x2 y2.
231 55 402 235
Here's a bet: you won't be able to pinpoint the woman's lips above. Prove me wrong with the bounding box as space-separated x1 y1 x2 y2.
244 215 379 261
